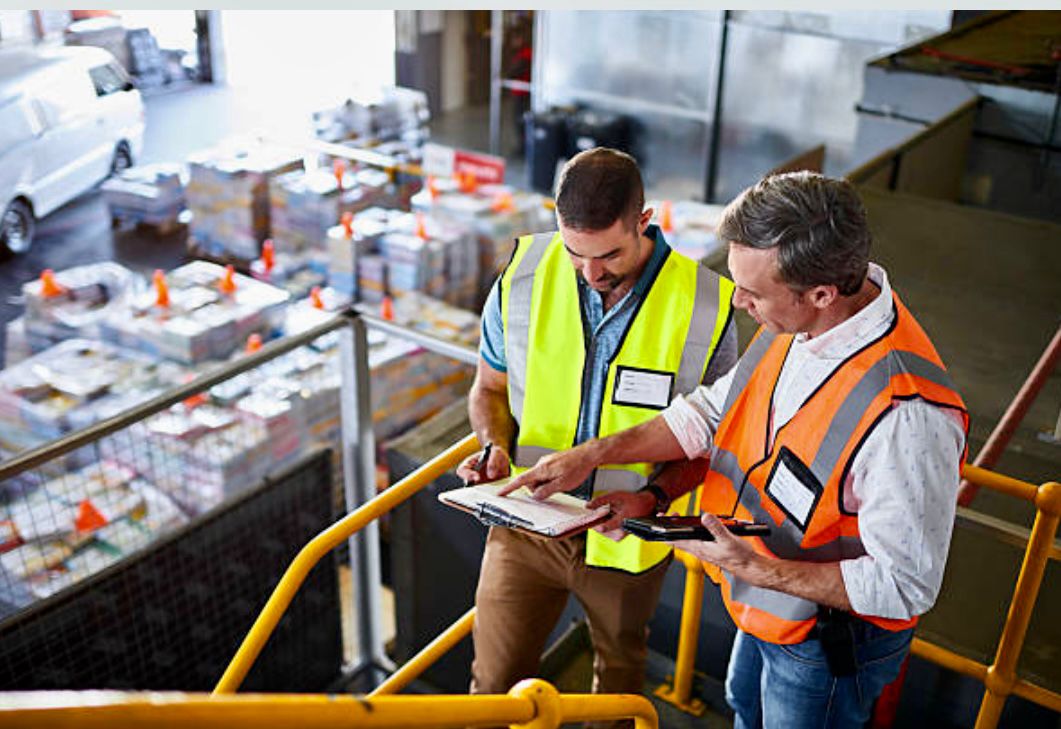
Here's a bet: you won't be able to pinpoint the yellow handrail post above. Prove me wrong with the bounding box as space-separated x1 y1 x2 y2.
214 433 480 694
370 607 476 696
654 550 707 715
974 482 1061 729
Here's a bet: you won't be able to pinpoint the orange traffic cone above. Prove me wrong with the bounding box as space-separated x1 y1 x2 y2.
458 170 478 194
261 239 275 275
219 265 237 295
75 499 108 533
153 269 170 308
380 295 395 322
39 269 66 298
333 158 346 192
660 200 674 232
182 392 208 409
309 286 324 310
245 333 262 353
415 213 428 240
491 191 514 213
341 211 354 238
427 175 440 199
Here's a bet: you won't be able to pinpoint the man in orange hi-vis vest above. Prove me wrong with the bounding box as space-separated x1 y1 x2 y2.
507 172 968 728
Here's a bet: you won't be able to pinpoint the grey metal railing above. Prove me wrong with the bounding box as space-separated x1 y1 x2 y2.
0 307 477 683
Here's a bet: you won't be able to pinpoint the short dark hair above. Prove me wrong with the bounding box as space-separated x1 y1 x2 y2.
555 148 644 232
717 172 871 296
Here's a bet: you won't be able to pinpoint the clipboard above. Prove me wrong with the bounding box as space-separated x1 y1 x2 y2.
439 478 611 538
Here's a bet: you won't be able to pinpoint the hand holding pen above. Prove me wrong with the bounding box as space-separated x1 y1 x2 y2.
456 441 511 485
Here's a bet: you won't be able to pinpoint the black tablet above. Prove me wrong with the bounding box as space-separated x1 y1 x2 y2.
622 515 771 541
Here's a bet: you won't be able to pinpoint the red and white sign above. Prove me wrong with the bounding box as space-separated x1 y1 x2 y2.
422 143 506 185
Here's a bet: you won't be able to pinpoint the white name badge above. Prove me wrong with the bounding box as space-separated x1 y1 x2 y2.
612 366 674 410
764 447 823 531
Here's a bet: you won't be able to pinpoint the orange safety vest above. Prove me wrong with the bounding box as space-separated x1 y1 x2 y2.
699 292 968 645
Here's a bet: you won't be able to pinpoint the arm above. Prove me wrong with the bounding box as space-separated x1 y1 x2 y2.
456 359 516 483
501 414 686 497
503 364 735 498
676 514 852 610
456 283 516 483
588 456 712 533
678 402 966 617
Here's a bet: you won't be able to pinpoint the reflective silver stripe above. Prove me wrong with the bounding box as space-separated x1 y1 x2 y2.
725 572 818 621
712 446 864 562
514 444 646 493
594 468 647 493
505 233 554 424
720 330 775 421
512 444 554 468
810 349 957 490
673 266 721 396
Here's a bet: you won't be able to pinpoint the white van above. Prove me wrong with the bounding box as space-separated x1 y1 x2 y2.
0 45 145 253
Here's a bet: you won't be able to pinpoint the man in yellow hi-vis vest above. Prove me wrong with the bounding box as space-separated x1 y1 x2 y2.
455 148 736 720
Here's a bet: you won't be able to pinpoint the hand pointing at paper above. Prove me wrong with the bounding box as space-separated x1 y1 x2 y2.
498 442 598 499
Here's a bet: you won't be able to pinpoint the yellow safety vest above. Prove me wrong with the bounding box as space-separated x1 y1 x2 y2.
500 231 734 573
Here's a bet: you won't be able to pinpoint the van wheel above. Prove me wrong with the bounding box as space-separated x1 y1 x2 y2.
110 143 133 176
1 200 35 255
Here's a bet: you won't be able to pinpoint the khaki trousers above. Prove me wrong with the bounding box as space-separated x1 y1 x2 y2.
470 526 670 727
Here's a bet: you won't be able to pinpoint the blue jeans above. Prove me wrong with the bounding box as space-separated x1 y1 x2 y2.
726 623 913 729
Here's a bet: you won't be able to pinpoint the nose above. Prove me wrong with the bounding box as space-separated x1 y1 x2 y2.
583 259 604 283
732 287 751 311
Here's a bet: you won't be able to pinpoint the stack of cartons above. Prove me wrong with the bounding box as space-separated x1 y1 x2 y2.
99 262 290 364
185 141 302 261
410 181 554 301
0 461 187 613
101 164 186 229
16 263 141 357
269 167 396 257
648 200 727 265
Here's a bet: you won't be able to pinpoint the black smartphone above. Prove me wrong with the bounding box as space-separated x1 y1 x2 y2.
621 515 771 541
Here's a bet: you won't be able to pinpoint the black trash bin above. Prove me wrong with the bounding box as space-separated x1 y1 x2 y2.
525 109 568 195
564 109 633 157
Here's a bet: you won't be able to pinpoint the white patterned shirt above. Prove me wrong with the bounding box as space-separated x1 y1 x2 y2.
662 263 966 620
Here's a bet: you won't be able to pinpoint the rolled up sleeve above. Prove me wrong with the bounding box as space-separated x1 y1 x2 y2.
839 401 966 620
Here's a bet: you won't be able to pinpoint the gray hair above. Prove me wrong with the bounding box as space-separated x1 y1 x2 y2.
717 172 870 296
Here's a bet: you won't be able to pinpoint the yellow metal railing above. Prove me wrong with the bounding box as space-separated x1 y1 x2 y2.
370 607 477 697
0 679 658 728
214 433 480 694
655 464 1061 729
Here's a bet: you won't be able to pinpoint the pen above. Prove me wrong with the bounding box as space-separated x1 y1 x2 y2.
475 442 493 478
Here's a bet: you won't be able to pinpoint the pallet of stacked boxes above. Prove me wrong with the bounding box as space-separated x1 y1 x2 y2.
648 199 728 267
410 180 554 304
0 339 186 468
327 207 479 308
0 460 188 617
266 166 400 296
102 163 187 233
99 261 290 364
6 263 142 367
185 140 303 263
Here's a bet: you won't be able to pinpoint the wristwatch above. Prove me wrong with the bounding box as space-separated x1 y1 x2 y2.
637 482 672 513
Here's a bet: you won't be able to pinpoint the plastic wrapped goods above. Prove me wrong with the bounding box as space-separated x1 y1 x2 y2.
185 139 303 261
102 163 187 227
269 167 397 255
100 261 290 364
20 262 142 353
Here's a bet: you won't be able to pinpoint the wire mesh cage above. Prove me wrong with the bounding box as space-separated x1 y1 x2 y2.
0 448 341 692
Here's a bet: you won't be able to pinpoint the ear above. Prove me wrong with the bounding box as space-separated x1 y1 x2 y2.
637 208 653 234
806 284 838 310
